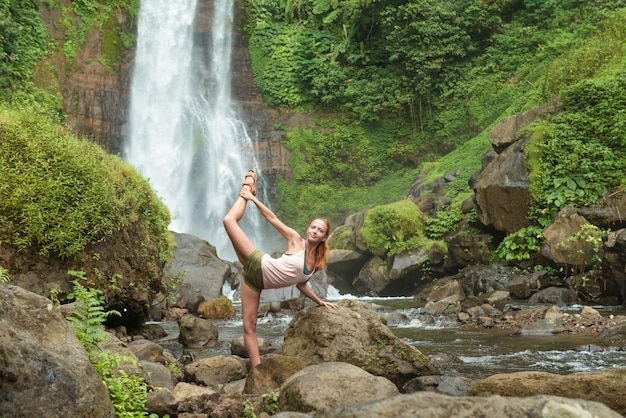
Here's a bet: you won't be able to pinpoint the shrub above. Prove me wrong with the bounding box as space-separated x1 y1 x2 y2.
360 200 424 257
0 105 172 262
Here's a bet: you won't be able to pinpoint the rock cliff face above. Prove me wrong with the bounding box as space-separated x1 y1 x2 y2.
47 0 289 178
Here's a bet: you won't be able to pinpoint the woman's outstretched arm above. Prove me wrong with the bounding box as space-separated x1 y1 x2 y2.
240 189 302 249
296 282 338 309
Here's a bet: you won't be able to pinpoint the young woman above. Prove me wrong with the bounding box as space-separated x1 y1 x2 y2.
223 170 338 367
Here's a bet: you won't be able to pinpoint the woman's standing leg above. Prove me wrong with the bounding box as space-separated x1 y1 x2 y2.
241 281 262 367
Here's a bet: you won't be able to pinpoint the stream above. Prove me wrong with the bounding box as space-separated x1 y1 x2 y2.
155 289 626 381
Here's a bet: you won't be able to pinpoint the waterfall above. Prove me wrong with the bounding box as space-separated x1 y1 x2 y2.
124 0 277 262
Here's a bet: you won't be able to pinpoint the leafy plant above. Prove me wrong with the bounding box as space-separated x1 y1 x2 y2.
0 105 173 264
67 274 154 417
360 200 425 258
261 391 280 415
495 225 545 262
0 265 9 283
67 272 121 354
425 206 464 239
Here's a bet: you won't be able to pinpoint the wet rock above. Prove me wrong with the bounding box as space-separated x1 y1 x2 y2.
127 339 170 364
445 234 493 268
0 285 115 417
518 317 564 336
542 207 596 269
141 360 177 390
488 100 558 153
403 375 476 396
282 300 440 388
388 249 429 280
507 270 544 299
472 136 532 234
316 392 621 418
178 314 219 348
164 232 231 309
602 228 626 304
528 287 577 306
278 362 399 415
415 279 465 303
354 256 389 294
183 355 246 390
483 290 510 311
146 388 178 417
470 369 626 416
243 355 306 395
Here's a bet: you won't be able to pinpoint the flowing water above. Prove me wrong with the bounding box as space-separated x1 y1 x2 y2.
156 289 626 380
124 0 279 261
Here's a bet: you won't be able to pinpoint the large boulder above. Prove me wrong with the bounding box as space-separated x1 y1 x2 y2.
182 355 246 390
177 313 219 348
469 369 626 416
602 228 626 304
243 355 307 395
473 136 532 234
541 207 596 269
281 299 440 387
315 392 621 418
164 232 231 309
0 285 115 417
488 99 558 153
278 362 399 415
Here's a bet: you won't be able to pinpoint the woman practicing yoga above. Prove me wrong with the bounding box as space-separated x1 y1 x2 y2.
223 170 338 367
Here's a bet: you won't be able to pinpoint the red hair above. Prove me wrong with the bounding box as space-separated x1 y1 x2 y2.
311 218 331 269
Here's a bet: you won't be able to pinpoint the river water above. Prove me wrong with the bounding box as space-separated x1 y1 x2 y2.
155 288 626 381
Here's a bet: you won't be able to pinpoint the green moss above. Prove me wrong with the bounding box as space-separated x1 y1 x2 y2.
0 104 172 263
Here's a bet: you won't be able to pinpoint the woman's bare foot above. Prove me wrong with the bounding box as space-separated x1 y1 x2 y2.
242 170 257 195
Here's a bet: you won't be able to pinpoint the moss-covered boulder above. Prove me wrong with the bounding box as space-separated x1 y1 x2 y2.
0 106 173 328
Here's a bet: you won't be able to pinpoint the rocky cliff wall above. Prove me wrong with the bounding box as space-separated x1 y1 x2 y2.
45 1 290 182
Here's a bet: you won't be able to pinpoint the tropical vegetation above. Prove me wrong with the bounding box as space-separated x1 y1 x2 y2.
243 0 626 233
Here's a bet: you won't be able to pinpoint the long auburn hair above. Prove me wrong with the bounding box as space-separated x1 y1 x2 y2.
311 218 331 269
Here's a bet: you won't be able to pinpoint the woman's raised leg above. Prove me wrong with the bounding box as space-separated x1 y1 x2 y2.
223 172 257 264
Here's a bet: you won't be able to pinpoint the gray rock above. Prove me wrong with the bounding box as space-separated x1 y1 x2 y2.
282 299 440 387
146 387 177 417
317 392 621 418
164 232 231 308
278 362 399 414
183 355 246 390
177 313 219 348
0 285 115 417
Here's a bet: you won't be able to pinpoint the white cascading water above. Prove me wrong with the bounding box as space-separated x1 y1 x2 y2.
124 0 276 262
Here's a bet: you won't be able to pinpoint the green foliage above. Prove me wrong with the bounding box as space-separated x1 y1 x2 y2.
495 225 545 262
360 200 424 258
0 104 173 262
67 272 120 353
46 0 139 65
0 265 9 283
67 276 152 417
261 391 280 415
528 73 626 216
92 351 151 418
425 206 464 239
0 0 49 97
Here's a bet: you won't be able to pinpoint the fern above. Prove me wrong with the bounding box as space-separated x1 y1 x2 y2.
66 273 154 417
0 266 9 283
66 271 120 355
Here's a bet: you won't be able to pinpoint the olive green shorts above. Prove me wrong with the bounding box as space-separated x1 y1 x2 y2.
242 249 265 294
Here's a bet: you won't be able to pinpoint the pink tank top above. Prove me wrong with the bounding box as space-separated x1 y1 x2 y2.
261 241 315 289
